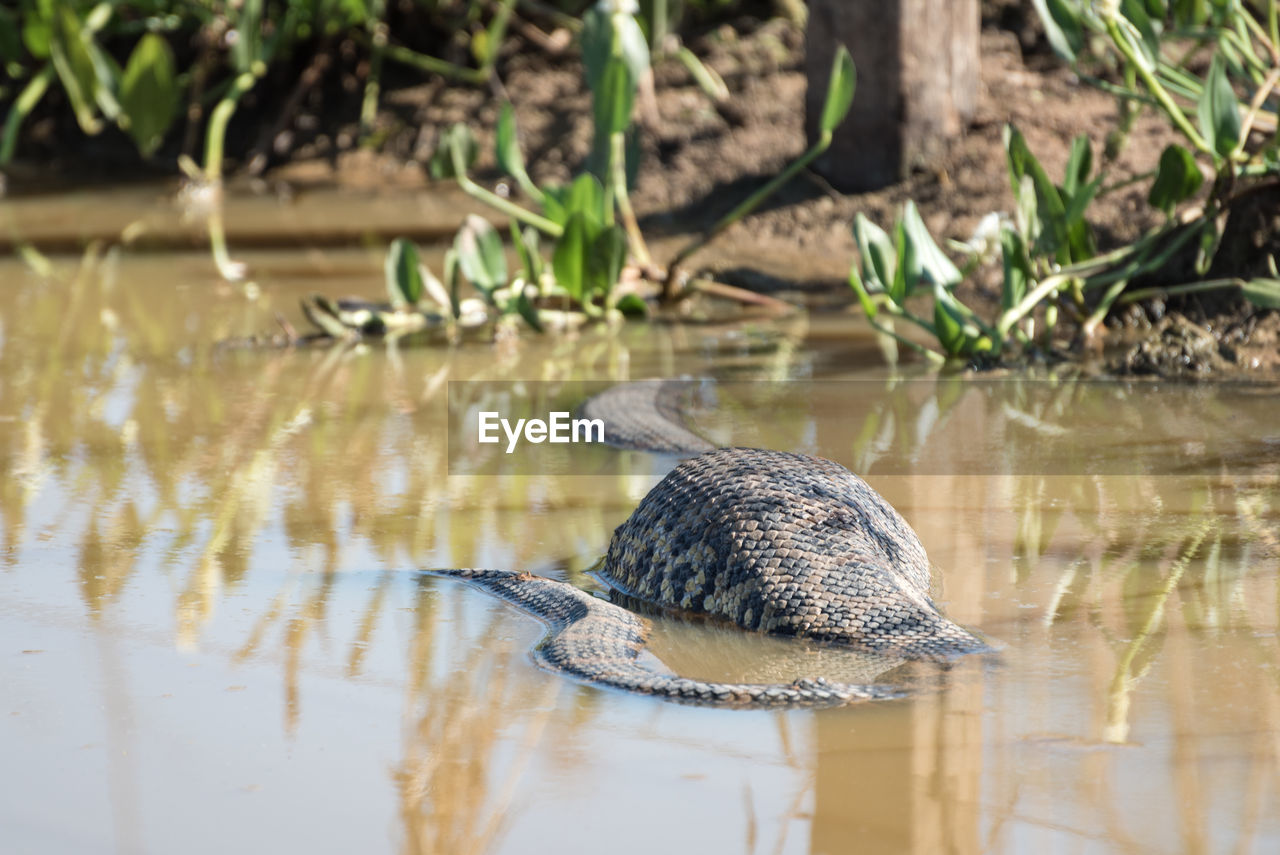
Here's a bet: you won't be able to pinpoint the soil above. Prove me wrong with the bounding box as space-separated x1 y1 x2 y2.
6 7 1279 377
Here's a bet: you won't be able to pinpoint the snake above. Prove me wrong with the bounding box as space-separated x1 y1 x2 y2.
432 381 993 708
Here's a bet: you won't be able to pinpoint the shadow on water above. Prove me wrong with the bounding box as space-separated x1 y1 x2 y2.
1 240 1279 853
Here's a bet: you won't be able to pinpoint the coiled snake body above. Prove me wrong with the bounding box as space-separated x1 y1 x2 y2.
435 384 991 708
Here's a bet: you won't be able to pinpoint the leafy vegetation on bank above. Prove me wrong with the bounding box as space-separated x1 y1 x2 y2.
305 3 853 342
851 0 1280 363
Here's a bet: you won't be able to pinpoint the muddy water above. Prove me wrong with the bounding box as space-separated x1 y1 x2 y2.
2 193 1279 855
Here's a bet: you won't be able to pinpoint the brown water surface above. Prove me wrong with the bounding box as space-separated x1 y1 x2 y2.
2 190 1279 855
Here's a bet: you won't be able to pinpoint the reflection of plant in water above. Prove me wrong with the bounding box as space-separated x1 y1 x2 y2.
844 375 1279 746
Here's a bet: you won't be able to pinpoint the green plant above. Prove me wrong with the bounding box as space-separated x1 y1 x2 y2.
851 2 1280 364
370 5 854 341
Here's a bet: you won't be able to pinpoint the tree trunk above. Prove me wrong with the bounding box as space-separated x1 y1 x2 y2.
805 0 980 192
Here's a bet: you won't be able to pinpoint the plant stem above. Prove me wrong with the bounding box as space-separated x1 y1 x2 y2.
610 132 651 266
1235 66 1280 158
361 0 387 138
1116 277 1244 305
381 42 486 84
1106 16 1212 156
450 143 563 236
0 65 52 166
669 132 832 270
866 316 946 365
203 71 256 183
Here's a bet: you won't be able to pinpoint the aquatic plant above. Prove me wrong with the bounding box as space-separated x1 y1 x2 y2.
851 1 1280 363
365 4 854 341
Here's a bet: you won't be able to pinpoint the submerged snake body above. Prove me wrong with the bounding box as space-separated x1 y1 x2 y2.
437 385 991 708
437 568 898 707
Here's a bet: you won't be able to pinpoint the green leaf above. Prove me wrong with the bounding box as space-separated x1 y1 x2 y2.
1148 144 1203 214
587 224 627 299
553 213 588 302
614 292 649 318
1062 134 1092 199
21 2 51 61
581 8 611 94
119 34 178 157
594 57 636 136
48 7 102 135
385 238 424 307
495 101 526 180
1241 278 1280 309
1120 0 1160 65
889 220 913 304
429 123 477 180
566 173 605 233
819 46 856 136
848 266 878 320
932 287 967 357
999 227 1030 312
512 221 542 283
443 248 461 319
1031 0 1083 62
512 289 544 332
541 183 568 227
1005 125 1070 261
614 12 651 83
1197 52 1241 159
900 201 961 287
454 215 507 297
853 213 896 295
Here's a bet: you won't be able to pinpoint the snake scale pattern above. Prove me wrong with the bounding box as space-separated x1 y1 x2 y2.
434 383 991 708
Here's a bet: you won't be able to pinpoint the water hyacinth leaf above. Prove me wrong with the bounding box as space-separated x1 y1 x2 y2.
581 7 611 94
1148 144 1203 214
848 267 878 320
384 238 424 307
553 212 588 302
1241 278 1280 309
443 248 461 319
933 287 967 357
541 183 568 228
1005 125 1068 259
1062 134 1092 198
588 224 628 299
1031 0 1083 62
595 57 636 136
1194 217 1220 275
853 213 895 294
901 201 961 287
22 13 51 60
119 33 178 157
819 46 856 136
889 220 914 304
512 221 541 282
455 215 507 297
512 289 544 332
49 7 102 134
302 295 354 339
495 101 527 181
614 292 649 318
567 173 606 232
1120 0 1160 64
614 11 651 84
430 123 477 180
421 265 453 314
999 227 1030 311
1197 53 1241 159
